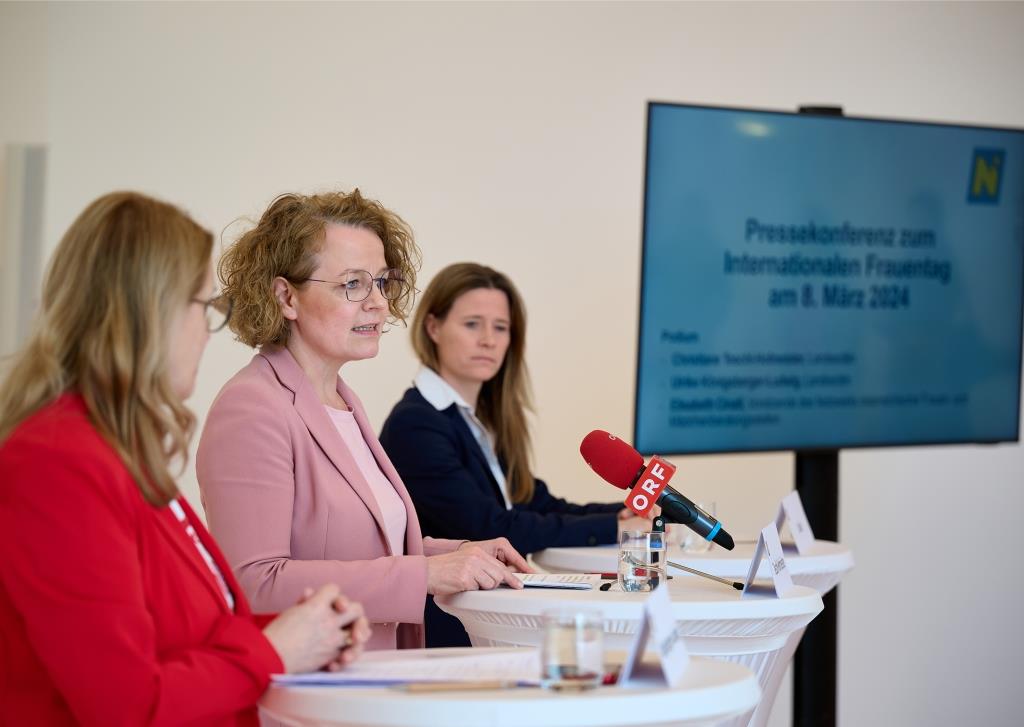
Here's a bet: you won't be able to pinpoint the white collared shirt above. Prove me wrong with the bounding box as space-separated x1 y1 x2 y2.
168 499 235 610
414 366 513 510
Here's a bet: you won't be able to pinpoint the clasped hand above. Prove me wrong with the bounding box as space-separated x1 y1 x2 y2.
263 584 372 674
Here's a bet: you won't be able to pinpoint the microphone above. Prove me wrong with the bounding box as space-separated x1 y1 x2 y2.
579 430 735 550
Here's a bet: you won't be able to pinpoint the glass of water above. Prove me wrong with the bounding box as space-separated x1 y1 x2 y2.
618 530 666 592
540 609 604 690
679 502 717 554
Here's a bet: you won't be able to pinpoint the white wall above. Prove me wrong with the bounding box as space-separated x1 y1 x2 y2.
4 2 1023 725
0 2 47 146
0 2 48 359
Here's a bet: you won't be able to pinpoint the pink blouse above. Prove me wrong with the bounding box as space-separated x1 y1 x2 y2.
325 405 408 556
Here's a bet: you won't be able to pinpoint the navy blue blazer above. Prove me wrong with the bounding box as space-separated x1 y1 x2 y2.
379 387 621 557
380 387 622 647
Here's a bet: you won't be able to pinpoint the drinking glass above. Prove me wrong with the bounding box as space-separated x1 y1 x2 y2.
539 609 604 690
618 530 666 592
679 502 717 554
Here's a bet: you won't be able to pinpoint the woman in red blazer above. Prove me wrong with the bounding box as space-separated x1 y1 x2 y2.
0 192 370 726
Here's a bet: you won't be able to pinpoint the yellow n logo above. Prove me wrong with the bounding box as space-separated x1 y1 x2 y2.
967 149 1004 204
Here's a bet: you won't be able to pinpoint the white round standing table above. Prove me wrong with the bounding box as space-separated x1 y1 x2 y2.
260 647 761 727
533 539 854 595
532 539 853 727
436 580 822 727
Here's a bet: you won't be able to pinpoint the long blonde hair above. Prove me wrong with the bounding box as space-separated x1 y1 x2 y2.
0 191 213 505
411 263 535 504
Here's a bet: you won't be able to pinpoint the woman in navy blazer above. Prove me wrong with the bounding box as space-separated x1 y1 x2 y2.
380 263 634 646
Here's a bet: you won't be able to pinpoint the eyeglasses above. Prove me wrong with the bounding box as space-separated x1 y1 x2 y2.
301 269 409 303
191 294 233 333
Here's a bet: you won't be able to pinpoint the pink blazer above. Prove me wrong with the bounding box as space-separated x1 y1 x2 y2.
197 346 462 651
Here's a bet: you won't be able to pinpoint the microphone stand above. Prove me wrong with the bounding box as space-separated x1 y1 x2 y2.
651 515 743 591
650 515 666 588
666 560 744 591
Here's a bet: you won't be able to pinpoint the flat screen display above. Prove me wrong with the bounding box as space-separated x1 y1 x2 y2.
635 103 1024 454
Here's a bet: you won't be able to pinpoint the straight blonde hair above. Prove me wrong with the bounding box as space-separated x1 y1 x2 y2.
0 191 213 505
411 263 535 504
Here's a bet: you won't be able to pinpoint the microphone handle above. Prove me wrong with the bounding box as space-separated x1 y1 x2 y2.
657 487 729 545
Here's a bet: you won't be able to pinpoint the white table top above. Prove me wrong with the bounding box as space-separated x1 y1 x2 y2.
438 575 823 624
533 539 854 595
261 648 761 727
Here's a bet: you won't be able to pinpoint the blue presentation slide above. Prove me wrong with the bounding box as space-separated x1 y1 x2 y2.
635 104 1024 454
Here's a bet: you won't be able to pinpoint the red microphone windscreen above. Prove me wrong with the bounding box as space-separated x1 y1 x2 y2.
579 430 644 490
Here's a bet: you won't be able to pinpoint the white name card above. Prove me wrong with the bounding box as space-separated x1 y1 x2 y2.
742 523 796 599
619 583 690 687
775 490 816 555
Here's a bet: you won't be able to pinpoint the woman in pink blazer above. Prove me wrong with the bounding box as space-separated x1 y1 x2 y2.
197 190 530 650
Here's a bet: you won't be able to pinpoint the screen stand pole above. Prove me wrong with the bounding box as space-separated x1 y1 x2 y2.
791 103 843 727
793 449 839 727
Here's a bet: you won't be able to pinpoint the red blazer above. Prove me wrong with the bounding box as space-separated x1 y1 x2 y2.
0 394 283 726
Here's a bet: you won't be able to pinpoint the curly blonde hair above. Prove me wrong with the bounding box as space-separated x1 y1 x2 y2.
219 189 421 348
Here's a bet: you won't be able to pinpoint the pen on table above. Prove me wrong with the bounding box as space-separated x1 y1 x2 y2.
397 680 527 692
599 572 672 580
